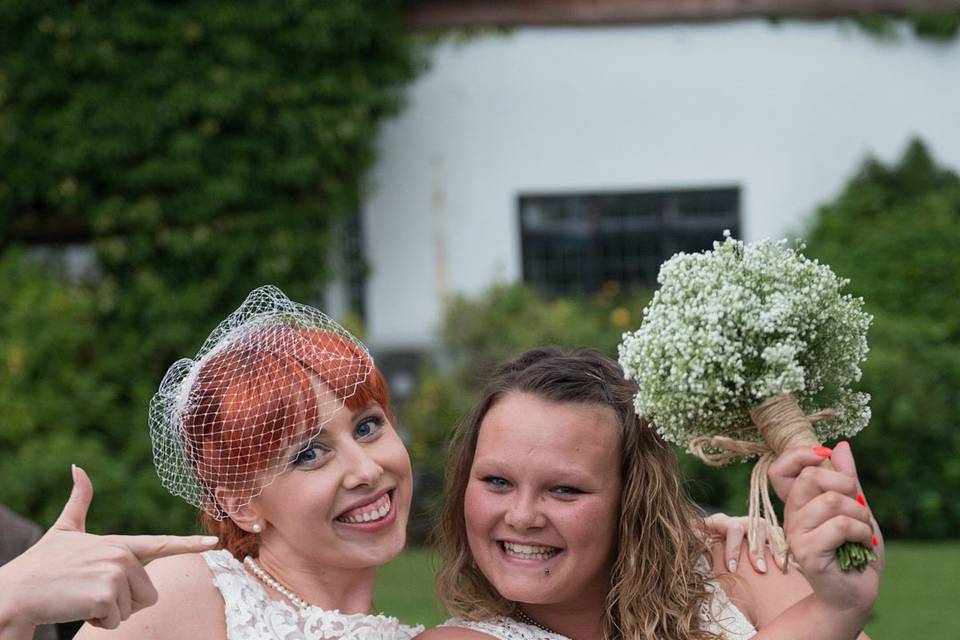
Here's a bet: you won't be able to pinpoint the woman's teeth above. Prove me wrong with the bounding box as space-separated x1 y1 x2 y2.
337 493 391 523
502 542 560 560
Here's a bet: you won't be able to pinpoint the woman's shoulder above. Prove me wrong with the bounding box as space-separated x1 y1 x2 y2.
75 551 226 640
147 550 226 594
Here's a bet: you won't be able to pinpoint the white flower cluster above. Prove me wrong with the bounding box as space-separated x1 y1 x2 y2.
618 232 872 454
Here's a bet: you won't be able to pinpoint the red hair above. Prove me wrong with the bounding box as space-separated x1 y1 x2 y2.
181 326 390 559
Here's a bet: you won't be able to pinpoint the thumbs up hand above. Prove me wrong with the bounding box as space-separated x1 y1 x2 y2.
0 466 218 637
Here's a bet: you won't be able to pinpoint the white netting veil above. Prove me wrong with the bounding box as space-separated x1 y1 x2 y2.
149 285 375 519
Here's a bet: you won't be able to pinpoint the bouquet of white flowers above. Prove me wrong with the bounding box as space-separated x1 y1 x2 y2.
618 232 875 571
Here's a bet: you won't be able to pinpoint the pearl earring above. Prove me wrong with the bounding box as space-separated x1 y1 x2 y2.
252 523 262 534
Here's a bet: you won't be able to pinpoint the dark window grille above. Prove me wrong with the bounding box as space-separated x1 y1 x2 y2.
519 187 740 296
341 210 367 321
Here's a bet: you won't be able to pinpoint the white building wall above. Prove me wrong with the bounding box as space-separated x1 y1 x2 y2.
362 20 960 351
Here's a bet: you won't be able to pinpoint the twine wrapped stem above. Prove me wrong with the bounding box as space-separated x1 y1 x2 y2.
689 394 834 568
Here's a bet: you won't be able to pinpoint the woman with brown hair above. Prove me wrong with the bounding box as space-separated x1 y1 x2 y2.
425 347 881 640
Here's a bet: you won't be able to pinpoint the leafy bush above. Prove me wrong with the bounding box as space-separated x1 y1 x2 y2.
0 1 418 534
803 139 960 538
854 11 960 41
0 252 175 531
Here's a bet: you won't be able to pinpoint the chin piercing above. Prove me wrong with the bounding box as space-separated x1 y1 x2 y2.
544 569 550 575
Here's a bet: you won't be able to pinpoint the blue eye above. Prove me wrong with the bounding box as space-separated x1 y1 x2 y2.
355 416 383 439
483 476 510 490
293 443 329 468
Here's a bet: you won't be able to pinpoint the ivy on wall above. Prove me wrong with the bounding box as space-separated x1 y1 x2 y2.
0 0 420 534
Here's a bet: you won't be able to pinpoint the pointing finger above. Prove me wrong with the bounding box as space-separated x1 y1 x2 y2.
105 534 219 563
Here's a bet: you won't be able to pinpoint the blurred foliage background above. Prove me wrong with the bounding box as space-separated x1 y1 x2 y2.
0 1 956 547
401 139 960 541
0 0 419 534
804 139 960 538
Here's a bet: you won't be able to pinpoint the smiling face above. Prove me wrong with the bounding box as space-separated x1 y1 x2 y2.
464 391 622 608
250 398 412 570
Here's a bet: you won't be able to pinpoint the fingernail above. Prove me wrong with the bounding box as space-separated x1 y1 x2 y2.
856 493 867 507
71 463 77 482
813 446 833 458
756 557 767 573
727 559 737 573
202 536 219 546
871 535 879 547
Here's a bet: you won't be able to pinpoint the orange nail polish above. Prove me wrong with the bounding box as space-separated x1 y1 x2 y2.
872 535 879 547
813 446 833 458
856 494 867 507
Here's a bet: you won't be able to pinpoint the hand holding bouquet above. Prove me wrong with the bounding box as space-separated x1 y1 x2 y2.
618 232 876 571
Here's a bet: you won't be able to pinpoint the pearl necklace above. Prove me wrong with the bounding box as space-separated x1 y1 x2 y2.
243 556 309 609
515 609 559 636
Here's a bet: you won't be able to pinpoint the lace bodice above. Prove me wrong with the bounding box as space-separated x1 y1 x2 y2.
202 549 424 640
441 617 566 640
441 576 756 640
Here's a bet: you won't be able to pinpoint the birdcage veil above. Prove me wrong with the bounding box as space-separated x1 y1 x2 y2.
149 285 374 519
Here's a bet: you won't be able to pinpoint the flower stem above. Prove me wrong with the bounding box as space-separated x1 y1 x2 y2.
836 541 876 572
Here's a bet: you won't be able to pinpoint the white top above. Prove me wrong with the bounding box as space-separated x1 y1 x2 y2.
441 575 756 640
202 549 424 640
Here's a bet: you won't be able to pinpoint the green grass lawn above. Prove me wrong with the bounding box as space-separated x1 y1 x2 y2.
374 547 446 627
375 542 960 637
865 541 960 639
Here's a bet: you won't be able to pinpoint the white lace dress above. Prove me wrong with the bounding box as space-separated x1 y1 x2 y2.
202 549 424 640
441 576 756 640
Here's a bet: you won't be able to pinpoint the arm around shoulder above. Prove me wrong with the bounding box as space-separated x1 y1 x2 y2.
74 553 224 640
710 540 813 629
712 537 871 639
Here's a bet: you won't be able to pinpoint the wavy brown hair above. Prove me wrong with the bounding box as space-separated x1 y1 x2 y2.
434 347 721 639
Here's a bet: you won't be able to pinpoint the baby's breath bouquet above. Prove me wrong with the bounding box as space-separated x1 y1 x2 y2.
618 232 875 571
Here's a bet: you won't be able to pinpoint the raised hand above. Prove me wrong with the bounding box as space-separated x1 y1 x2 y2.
0 466 218 638
768 442 882 631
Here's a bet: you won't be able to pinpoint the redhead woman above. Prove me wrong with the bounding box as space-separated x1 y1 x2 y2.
426 347 882 640
73 286 423 640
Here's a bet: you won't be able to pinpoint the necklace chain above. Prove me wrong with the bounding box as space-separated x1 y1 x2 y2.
244 555 309 609
515 609 558 636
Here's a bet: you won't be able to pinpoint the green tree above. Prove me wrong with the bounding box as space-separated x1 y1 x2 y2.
0 0 419 534
804 139 960 538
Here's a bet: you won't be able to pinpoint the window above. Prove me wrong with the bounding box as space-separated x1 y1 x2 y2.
519 186 740 295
